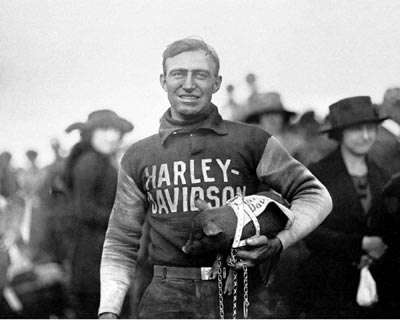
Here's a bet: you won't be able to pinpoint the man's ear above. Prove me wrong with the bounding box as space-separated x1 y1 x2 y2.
212 75 222 93
203 222 223 236
160 74 168 92
195 198 211 211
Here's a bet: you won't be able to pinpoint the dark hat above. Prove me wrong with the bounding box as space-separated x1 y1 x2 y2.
244 92 296 124
320 96 387 134
66 109 134 134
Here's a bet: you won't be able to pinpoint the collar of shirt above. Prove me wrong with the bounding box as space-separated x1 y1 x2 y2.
381 119 400 139
158 103 229 145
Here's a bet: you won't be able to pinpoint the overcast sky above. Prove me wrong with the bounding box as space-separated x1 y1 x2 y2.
1 0 399 167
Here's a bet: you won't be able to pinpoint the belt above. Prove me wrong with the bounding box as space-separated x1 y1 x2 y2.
153 265 217 281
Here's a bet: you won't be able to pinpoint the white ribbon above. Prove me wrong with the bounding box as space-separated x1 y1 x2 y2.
226 193 293 248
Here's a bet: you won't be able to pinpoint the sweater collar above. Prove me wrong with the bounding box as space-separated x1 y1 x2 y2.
159 104 229 145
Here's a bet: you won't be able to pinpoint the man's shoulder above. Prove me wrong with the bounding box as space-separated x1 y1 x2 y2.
221 119 272 139
120 133 160 165
125 133 161 153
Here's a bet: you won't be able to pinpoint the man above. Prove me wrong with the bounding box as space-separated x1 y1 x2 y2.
99 37 332 319
369 87 400 175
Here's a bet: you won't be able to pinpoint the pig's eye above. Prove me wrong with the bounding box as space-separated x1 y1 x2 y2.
194 232 202 240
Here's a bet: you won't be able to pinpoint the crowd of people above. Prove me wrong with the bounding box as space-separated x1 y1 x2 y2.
0 37 400 319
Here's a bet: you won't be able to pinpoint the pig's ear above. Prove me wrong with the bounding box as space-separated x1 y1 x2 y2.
203 222 223 236
195 198 211 211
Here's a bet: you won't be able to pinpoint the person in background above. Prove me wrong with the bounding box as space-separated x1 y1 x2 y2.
289 111 337 166
242 92 301 156
99 37 332 319
301 96 390 318
64 109 133 318
244 72 261 111
0 152 18 202
219 84 243 121
376 172 400 318
369 87 400 175
242 94 311 317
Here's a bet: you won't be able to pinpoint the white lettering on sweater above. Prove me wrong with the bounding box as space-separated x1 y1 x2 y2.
144 158 246 214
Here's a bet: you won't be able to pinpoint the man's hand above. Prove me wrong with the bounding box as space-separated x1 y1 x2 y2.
362 236 388 260
235 235 283 269
99 312 118 319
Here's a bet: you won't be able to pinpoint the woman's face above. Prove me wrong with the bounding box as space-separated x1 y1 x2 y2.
91 127 122 155
341 123 377 156
259 113 285 136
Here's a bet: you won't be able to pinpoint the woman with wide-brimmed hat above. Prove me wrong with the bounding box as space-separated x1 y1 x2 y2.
243 92 296 135
64 109 133 318
300 96 391 318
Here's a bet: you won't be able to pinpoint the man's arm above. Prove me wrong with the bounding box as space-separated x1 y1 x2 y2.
256 136 332 249
99 167 147 316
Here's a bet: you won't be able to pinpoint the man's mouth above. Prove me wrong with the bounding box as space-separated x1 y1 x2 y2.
179 94 199 102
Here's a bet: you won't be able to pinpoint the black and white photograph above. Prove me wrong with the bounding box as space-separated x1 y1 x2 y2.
1 0 400 318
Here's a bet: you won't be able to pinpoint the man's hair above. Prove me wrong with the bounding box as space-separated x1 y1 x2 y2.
162 37 220 76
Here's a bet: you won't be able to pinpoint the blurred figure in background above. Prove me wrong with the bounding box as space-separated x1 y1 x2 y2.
243 92 300 155
0 151 19 208
15 150 47 259
0 151 19 318
64 109 133 318
301 96 390 318
17 150 43 197
245 72 261 111
0 146 72 318
219 84 243 121
369 87 400 175
289 110 337 166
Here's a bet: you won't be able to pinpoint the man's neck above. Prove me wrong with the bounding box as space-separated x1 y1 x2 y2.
170 104 213 122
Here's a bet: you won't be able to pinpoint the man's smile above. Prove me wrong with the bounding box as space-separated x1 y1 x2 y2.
179 94 200 102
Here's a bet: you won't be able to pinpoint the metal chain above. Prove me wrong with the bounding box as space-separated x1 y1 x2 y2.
217 254 225 320
229 248 238 320
232 268 238 319
217 248 250 320
243 264 250 319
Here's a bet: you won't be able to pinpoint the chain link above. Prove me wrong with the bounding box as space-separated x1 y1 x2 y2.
232 269 238 319
217 248 250 320
243 264 250 319
217 254 225 320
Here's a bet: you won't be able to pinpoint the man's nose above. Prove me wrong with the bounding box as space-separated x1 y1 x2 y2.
182 74 195 90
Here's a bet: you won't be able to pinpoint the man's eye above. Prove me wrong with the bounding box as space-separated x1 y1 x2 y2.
195 72 208 79
172 72 184 78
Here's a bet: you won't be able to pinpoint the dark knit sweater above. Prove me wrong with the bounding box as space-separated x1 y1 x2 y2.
99 104 332 315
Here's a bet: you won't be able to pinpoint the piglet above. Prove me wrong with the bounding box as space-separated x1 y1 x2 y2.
182 191 291 256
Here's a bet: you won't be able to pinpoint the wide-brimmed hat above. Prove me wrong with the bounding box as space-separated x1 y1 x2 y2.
320 96 388 134
244 92 296 124
66 109 134 134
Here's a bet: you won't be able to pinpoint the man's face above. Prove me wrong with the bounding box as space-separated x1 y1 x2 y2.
160 50 222 120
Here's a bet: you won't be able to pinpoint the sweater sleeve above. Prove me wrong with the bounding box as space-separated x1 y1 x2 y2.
99 166 147 316
256 136 332 249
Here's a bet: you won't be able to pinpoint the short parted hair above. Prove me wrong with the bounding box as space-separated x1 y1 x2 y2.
162 37 220 76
